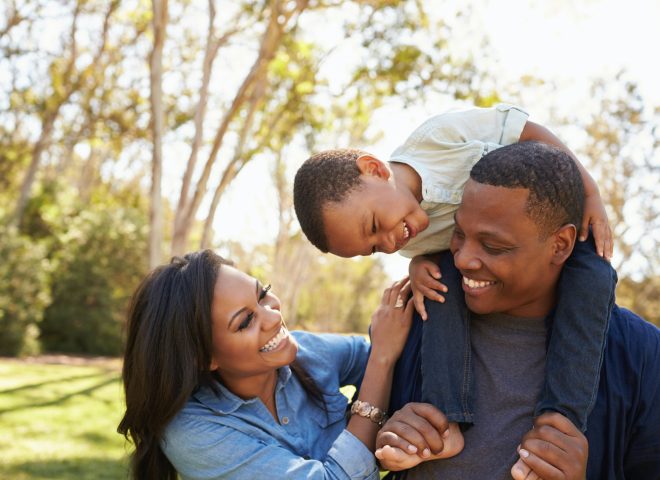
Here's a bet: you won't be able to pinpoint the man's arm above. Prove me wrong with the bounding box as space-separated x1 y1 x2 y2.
520 121 612 259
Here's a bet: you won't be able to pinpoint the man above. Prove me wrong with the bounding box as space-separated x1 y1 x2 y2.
375 142 660 479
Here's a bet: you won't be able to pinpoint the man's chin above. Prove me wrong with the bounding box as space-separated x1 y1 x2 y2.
465 298 495 316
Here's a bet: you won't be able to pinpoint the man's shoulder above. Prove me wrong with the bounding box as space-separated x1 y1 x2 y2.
606 304 660 363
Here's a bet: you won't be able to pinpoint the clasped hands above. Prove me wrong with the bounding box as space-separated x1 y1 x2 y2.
375 403 588 480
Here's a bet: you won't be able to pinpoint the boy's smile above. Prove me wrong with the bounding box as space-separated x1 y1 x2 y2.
322 175 429 257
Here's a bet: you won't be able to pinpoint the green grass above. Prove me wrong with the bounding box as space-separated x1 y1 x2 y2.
0 358 129 479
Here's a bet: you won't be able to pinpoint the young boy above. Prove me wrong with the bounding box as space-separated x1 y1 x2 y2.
293 104 616 474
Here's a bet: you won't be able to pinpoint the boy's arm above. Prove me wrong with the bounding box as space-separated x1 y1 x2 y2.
519 121 613 260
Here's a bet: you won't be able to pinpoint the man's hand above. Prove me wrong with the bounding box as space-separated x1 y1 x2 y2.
409 255 447 321
581 193 613 261
375 403 464 471
511 412 588 480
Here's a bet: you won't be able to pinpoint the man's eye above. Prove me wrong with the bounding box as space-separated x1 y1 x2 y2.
238 313 254 331
483 244 508 255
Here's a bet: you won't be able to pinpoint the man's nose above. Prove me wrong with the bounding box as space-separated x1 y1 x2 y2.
453 244 482 271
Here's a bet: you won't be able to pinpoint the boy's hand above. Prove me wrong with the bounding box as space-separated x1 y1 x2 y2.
511 412 588 480
581 192 613 261
409 255 447 321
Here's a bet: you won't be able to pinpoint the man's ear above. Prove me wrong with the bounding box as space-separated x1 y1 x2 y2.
550 224 577 265
356 154 391 180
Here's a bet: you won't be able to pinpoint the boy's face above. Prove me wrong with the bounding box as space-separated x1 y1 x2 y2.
322 174 429 257
450 179 569 318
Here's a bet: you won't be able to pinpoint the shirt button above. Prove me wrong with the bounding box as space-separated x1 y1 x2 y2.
281 416 289 425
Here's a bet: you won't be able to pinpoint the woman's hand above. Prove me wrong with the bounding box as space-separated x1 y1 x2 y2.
369 277 414 365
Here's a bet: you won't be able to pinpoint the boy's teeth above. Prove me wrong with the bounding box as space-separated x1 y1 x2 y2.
463 276 495 289
259 326 288 353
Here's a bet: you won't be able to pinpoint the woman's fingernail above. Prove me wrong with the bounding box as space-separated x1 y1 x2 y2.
407 444 417 453
422 448 431 458
519 449 530 458
442 429 450 438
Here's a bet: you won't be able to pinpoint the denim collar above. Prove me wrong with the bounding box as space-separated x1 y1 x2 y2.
193 366 293 415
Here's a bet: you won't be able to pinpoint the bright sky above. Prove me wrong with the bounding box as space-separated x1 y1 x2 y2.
210 0 660 279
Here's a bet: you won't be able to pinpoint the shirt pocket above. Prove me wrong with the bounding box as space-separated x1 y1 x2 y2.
312 392 350 428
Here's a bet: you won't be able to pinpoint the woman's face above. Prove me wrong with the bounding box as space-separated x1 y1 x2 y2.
209 266 298 382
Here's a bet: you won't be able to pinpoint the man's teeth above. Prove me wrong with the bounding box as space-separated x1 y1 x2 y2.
463 277 495 289
403 223 410 239
259 326 288 353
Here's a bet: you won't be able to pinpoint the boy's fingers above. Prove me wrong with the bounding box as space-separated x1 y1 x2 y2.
376 431 418 454
579 218 589 242
413 291 428 321
420 276 448 293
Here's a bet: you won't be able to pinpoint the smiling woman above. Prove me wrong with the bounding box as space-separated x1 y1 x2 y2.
117 250 415 480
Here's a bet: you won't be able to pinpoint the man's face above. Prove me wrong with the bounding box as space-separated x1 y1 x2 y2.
449 179 562 318
322 175 429 257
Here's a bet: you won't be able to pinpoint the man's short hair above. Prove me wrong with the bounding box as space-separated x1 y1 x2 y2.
470 142 585 238
293 148 367 252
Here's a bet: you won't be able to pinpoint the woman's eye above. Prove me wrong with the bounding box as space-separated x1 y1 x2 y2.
371 217 377 234
259 284 271 302
238 313 254 331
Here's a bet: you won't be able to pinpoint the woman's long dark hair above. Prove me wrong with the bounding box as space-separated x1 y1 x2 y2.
117 250 324 479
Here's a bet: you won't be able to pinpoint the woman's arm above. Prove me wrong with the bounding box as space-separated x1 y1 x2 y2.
345 278 414 451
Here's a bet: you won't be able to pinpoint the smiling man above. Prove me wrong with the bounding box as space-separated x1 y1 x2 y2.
377 142 660 480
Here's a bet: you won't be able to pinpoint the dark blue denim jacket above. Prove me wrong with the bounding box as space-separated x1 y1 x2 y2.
388 305 660 479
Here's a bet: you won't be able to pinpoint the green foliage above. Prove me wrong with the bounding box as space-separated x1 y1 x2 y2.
40 205 148 355
0 227 51 356
295 256 389 333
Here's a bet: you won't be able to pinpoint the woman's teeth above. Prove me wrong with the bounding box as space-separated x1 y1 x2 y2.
463 276 495 289
259 326 288 353
403 223 410 239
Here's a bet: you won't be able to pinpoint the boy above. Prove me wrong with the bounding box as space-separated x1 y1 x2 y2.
293 104 616 472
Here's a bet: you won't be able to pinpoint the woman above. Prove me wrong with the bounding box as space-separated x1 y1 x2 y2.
118 250 413 479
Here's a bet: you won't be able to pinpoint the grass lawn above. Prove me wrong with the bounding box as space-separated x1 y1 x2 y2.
0 357 129 480
0 357 389 479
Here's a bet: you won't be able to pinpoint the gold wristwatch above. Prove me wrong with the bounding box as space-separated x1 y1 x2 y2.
350 400 388 426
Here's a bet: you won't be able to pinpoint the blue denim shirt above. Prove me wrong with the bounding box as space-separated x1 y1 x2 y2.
388 305 660 479
161 331 379 479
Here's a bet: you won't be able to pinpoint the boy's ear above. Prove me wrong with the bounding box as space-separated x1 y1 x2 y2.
356 154 390 180
550 224 577 265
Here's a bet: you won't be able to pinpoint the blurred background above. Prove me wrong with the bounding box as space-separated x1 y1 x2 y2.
0 0 658 477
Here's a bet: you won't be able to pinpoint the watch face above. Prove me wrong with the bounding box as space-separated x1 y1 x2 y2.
370 410 384 422
358 403 372 416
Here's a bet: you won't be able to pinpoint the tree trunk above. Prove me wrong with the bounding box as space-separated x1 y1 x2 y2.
148 0 168 268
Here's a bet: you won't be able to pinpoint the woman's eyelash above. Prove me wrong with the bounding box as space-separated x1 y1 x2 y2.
259 284 271 301
238 313 254 331
238 285 271 332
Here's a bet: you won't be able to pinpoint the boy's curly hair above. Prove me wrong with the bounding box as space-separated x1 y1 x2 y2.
293 149 368 252
471 141 585 238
